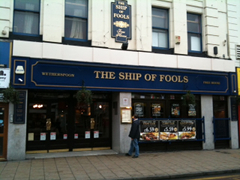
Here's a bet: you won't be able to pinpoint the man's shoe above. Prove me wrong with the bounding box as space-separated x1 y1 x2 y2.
132 156 138 158
125 153 131 156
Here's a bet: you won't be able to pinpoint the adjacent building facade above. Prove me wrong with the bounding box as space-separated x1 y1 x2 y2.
0 0 239 160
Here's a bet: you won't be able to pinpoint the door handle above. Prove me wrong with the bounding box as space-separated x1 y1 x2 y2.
90 118 95 130
46 118 51 130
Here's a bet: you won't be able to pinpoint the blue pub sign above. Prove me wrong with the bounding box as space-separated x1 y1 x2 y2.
111 0 132 43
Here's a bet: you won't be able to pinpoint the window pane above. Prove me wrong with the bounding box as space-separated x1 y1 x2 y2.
187 14 200 33
66 0 87 18
188 33 201 51
65 17 87 39
152 29 168 48
15 0 40 11
14 11 39 34
152 8 168 28
0 137 3 156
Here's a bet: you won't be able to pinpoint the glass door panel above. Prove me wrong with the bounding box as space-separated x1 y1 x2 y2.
0 104 8 159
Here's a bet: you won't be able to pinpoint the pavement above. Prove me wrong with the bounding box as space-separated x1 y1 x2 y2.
0 149 240 180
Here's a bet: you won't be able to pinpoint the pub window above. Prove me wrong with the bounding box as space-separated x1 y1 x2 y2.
65 0 88 40
133 102 146 118
13 0 40 35
152 8 169 49
213 96 228 118
187 13 202 52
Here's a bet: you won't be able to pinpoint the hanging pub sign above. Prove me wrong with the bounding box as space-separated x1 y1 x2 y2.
111 0 132 43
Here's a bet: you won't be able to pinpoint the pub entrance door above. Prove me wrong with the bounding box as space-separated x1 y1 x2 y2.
26 91 111 153
0 103 8 160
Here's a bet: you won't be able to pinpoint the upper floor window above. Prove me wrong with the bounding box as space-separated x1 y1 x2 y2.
152 8 169 49
187 13 202 52
65 0 88 40
13 0 40 35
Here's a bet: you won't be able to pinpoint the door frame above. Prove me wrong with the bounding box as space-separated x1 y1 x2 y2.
0 103 8 160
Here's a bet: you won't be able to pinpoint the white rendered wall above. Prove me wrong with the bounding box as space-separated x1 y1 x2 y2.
0 0 12 38
7 90 28 160
228 97 239 149
12 40 235 72
227 0 240 66
201 95 214 150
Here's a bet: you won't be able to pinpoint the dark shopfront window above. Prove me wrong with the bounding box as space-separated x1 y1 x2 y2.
213 96 230 149
132 93 201 119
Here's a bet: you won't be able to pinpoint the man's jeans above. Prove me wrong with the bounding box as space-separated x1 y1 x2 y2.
128 138 139 157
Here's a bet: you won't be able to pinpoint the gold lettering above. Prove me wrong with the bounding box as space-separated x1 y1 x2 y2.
203 81 210 84
183 76 188 83
113 13 130 19
144 74 151 81
160 75 165 82
172 75 178 82
151 74 157 81
94 71 100 78
178 76 183 83
125 73 132 80
136 73 142 80
101 71 109 79
119 72 124 80
165 75 171 82
109 72 116 79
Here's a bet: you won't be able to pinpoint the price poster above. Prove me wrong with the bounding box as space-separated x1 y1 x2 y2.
50 132 56 140
63 134 68 140
40 133 46 141
94 131 99 138
140 120 159 141
178 120 196 139
85 131 90 139
171 104 180 116
74 133 78 139
160 120 178 140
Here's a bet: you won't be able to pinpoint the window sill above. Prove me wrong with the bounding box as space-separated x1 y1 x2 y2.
62 38 91 47
152 47 174 54
9 32 42 42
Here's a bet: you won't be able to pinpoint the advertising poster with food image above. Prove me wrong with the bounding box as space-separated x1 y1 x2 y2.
140 120 159 141
160 120 178 140
171 104 180 116
152 103 161 117
178 120 196 139
188 104 196 116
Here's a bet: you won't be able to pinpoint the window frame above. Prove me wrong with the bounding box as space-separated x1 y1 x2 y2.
13 0 40 36
187 13 202 53
152 7 169 50
64 0 88 42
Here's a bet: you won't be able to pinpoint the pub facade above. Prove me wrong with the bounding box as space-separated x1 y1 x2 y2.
0 0 239 160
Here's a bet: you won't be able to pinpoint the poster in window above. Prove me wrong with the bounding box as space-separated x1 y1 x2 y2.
134 103 144 117
159 120 178 140
152 103 161 117
171 104 180 116
188 104 196 116
178 120 196 139
140 120 159 141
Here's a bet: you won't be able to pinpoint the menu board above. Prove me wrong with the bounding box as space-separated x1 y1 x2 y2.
160 120 178 140
139 120 197 141
178 120 196 139
140 121 159 141
134 103 144 117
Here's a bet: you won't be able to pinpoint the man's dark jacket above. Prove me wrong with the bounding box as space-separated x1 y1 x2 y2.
129 119 140 139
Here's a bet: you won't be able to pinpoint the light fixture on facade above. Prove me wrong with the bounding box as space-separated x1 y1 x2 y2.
33 104 43 108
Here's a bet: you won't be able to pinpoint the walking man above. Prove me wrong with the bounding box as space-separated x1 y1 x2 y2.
126 115 140 158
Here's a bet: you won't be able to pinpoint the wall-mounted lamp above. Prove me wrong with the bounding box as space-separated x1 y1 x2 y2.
18 78 23 82
121 43 128 50
213 46 218 55
0 64 7 68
